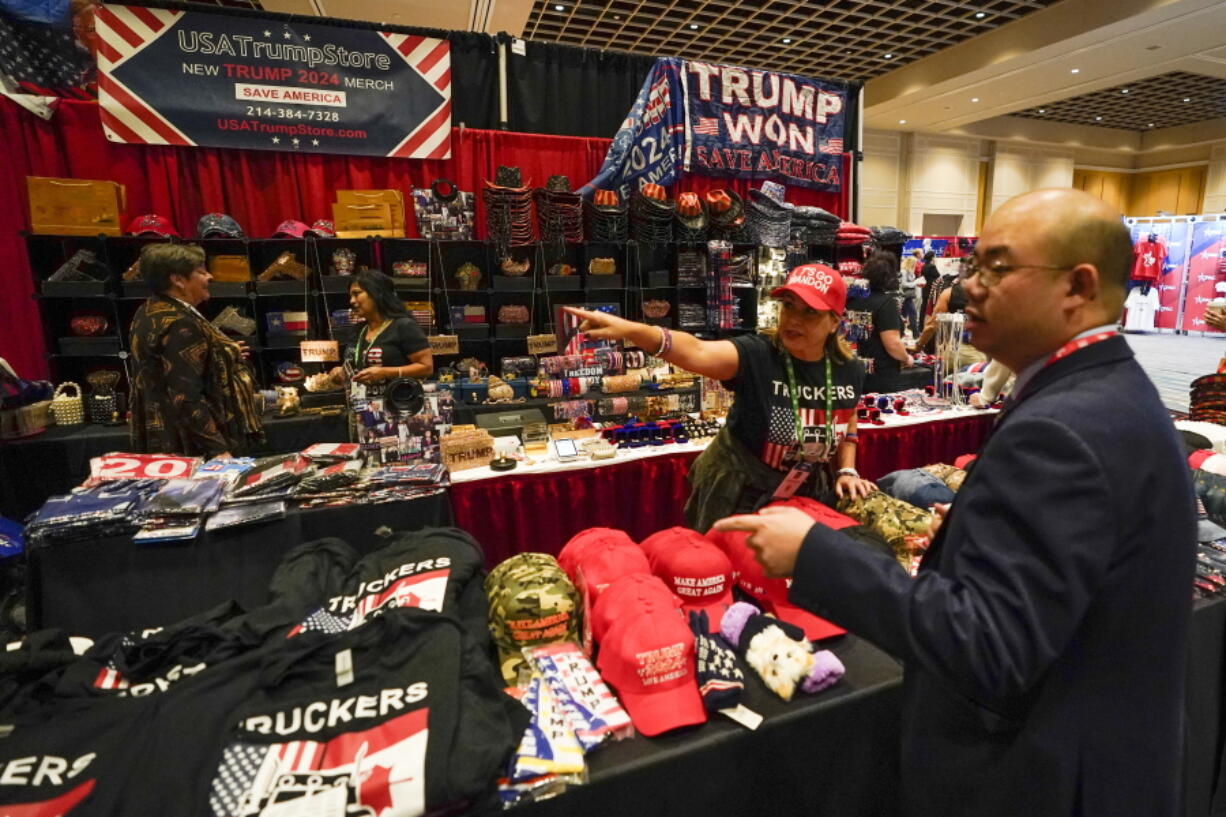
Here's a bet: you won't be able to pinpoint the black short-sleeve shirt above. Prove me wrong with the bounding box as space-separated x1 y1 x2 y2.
845 291 903 383
346 316 429 370
724 334 864 472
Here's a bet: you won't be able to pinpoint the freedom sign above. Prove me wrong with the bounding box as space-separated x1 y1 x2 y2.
95 4 451 158
682 60 846 190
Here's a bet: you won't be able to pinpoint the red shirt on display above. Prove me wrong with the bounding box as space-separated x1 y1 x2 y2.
1131 237 1167 282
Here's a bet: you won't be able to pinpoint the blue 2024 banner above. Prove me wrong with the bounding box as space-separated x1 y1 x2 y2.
96 4 452 158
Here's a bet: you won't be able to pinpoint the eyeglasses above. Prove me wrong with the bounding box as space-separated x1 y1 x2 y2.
959 256 1073 288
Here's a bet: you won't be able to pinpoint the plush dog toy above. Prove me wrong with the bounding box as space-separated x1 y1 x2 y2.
720 601 845 701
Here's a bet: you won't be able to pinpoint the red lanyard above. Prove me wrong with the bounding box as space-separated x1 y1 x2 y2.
1042 330 1118 370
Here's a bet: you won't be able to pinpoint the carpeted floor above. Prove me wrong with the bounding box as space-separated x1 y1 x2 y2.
1125 331 1226 414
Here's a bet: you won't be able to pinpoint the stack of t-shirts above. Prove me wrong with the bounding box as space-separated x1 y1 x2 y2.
836 221 873 246
228 453 313 501
25 479 160 545
788 205 840 244
134 478 227 542
0 530 527 817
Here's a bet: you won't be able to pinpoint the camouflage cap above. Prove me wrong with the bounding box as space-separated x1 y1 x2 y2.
485 553 581 684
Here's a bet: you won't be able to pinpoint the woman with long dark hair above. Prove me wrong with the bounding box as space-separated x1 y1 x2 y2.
329 269 432 387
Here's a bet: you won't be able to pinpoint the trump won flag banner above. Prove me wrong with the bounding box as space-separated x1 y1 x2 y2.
95 4 451 158
683 60 847 191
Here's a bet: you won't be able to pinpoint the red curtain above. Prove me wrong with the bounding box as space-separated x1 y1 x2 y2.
857 414 995 482
0 97 849 379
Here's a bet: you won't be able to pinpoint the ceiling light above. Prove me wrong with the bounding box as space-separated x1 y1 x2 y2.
883 53 893 59
1095 116 1103 121
554 3 563 9
690 23 701 29
783 38 792 44
1070 68 1080 74
975 11 986 18
613 14 620 19
971 97 979 102
899 119 907 124
1038 108 1046 113
1121 89 1129 94
1148 123 1155 127
1184 97 1192 102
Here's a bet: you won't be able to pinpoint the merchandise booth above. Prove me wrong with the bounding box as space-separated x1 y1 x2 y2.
2 6 1225 817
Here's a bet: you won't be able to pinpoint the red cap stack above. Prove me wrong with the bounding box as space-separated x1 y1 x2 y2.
557 528 637 585
590 572 679 644
641 528 733 631
574 540 652 605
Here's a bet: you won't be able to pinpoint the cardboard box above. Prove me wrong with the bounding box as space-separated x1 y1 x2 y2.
28 176 126 236
335 189 405 233
332 202 403 238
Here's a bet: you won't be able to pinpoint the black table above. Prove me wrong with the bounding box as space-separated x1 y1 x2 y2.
0 413 348 520
513 596 1226 817
26 490 451 638
518 634 904 817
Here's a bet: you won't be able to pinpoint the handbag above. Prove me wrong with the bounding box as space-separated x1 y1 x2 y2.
51 382 84 425
208 254 251 283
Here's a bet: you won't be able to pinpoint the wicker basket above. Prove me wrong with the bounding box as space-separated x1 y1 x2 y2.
51 382 85 426
0 399 52 440
440 427 495 472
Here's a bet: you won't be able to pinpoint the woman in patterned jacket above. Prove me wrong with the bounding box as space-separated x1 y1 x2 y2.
129 243 263 456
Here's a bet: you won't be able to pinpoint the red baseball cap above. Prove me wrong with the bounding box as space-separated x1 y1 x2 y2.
770 263 847 315
709 497 856 641
597 602 706 736
557 527 637 585
639 526 711 565
126 214 179 238
273 219 311 238
590 572 679 644
575 541 651 604
646 532 733 631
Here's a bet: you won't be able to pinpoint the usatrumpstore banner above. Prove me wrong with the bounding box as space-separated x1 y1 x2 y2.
582 57 847 197
95 4 452 158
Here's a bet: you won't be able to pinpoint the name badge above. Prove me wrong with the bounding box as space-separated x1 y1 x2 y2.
772 460 814 501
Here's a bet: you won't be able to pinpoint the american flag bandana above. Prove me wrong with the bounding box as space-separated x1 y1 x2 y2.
761 404 854 471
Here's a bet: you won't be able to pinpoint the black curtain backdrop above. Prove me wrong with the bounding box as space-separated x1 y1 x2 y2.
506 37 657 137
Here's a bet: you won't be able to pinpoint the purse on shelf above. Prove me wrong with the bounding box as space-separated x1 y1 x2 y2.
208 254 252 283
588 257 616 275
258 252 308 282
51 382 84 426
497 305 530 325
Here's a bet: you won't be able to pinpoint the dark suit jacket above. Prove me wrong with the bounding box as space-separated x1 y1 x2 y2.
790 335 1196 816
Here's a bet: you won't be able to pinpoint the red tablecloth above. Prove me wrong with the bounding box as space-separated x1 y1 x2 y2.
450 412 996 565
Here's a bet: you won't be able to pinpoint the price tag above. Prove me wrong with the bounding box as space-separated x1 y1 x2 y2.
300 340 339 362
719 704 763 730
89 453 202 481
510 38 526 56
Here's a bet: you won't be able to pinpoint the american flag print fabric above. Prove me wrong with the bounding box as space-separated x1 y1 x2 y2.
760 405 855 470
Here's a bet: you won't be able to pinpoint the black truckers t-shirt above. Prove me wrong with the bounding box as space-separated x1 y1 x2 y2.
725 334 864 472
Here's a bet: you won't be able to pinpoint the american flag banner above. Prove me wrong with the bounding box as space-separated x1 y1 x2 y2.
819 138 845 154
692 116 720 135
95 4 450 158
761 405 856 470
0 9 95 99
